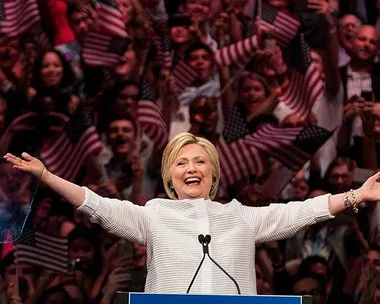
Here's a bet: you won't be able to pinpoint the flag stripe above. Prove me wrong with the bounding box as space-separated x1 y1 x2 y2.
15 230 68 273
137 100 168 150
0 0 40 36
41 117 103 182
171 61 198 94
96 1 127 37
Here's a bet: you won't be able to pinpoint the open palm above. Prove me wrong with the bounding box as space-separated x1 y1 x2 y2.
359 171 380 202
4 153 45 178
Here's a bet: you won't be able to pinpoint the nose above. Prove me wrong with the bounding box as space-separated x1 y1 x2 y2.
116 129 124 137
196 58 206 68
186 161 197 173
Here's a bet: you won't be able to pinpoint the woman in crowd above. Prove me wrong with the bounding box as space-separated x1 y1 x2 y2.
4 131 380 294
29 50 80 116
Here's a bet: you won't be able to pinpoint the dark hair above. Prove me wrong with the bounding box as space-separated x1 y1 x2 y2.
36 286 72 304
322 157 356 192
98 81 140 132
291 271 326 294
103 80 140 103
369 245 380 253
168 14 192 28
107 111 139 138
68 225 102 276
325 157 356 177
66 2 86 21
31 50 76 92
184 42 213 62
299 255 331 279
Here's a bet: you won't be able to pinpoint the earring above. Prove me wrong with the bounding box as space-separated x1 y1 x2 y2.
169 182 174 190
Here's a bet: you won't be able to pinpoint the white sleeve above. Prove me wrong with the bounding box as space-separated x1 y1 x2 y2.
77 187 159 244
238 194 334 243
273 101 295 123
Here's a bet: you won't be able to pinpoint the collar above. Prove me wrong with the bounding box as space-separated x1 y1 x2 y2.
347 64 371 77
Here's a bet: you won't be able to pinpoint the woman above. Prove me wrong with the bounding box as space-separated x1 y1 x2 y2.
237 72 278 128
29 50 81 116
4 132 380 294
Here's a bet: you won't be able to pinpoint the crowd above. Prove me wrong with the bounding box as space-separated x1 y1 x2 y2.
1 0 380 303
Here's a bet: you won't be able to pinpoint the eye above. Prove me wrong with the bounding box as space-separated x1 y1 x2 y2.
176 161 185 166
197 159 205 164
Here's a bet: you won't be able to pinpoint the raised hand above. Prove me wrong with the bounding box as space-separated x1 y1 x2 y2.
307 0 329 15
3 152 45 178
357 171 380 202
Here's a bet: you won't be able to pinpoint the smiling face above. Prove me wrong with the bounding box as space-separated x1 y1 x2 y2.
187 49 212 82
41 52 64 88
351 25 378 62
239 77 267 113
107 119 136 155
170 144 213 200
68 238 94 270
114 45 137 79
170 26 191 45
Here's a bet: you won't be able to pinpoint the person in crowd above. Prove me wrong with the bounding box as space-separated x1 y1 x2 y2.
337 14 362 67
291 271 326 304
29 50 80 116
5 131 380 294
3 0 380 302
0 252 36 304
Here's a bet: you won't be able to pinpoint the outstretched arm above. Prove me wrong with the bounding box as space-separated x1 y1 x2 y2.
240 171 380 243
4 152 156 243
4 152 86 207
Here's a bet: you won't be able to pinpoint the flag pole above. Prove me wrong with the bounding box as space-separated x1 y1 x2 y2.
256 0 262 36
14 259 20 300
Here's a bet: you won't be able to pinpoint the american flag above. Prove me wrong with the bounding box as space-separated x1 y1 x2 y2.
245 123 332 170
82 32 131 67
14 228 68 273
171 60 198 94
40 107 103 182
259 1 300 46
0 0 40 37
137 76 168 150
94 0 127 37
217 104 267 186
278 34 325 118
154 32 172 69
213 34 260 67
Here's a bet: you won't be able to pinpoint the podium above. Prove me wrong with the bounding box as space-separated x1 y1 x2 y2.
116 292 312 304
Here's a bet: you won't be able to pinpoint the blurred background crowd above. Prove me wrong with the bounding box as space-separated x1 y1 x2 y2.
1 0 380 303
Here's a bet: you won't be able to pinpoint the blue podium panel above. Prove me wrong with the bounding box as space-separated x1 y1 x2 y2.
116 292 312 304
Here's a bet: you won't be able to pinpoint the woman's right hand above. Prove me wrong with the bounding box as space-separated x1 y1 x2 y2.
3 152 46 178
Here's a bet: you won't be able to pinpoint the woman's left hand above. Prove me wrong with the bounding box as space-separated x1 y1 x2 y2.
357 171 380 202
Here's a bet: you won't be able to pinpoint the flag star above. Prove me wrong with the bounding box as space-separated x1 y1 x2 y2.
261 2 277 23
0 1 5 21
222 103 249 143
99 0 117 7
108 36 131 55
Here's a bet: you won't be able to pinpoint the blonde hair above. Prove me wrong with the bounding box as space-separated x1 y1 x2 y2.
161 132 220 200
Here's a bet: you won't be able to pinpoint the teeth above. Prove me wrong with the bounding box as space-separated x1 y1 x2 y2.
185 177 200 183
